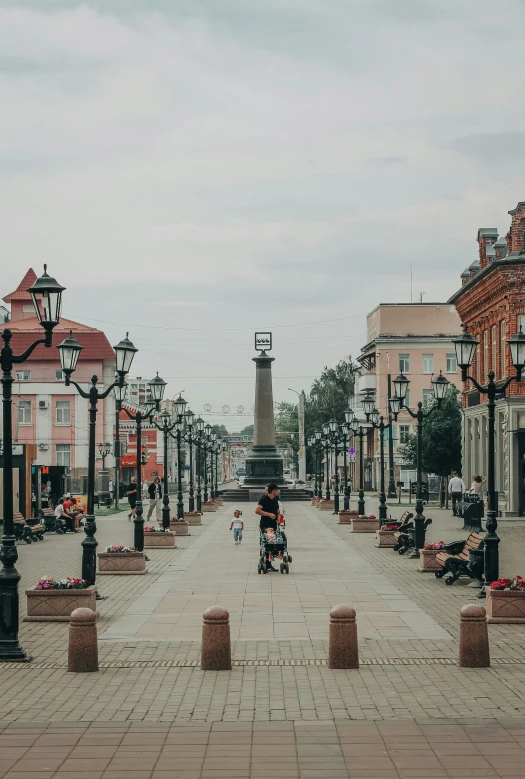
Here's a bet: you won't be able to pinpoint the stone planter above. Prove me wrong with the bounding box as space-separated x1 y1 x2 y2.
486 589 525 623
338 511 353 524
376 529 397 547
201 502 216 512
98 551 148 575
170 520 189 535
419 548 444 572
24 586 97 622
319 500 334 511
185 512 202 525
351 517 379 533
144 531 176 548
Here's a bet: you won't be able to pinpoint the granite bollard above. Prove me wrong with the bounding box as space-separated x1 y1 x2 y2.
68 608 99 672
459 604 490 668
201 606 232 671
328 605 359 669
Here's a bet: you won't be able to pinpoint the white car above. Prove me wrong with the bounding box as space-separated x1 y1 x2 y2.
285 479 297 489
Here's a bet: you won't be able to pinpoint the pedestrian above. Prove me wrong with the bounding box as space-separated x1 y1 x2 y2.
127 476 137 520
230 510 243 545
448 471 466 516
147 476 163 522
469 474 486 497
108 479 114 503
256 483 280 572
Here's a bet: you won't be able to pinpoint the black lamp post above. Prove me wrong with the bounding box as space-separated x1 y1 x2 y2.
327 419 348 514
169 395 188 519
58 332 138 582
313 430 322 498
203 424 212 503
392 370 449 556
452 326 525 591
152 411 178 529
387 374 398 499
221 439 228 484
194 417 205 511
340 421 351 510
184 409 196 512
0 265 65 662
349 417 368 516
213 439 220 499
322 424 331 501
113 379 127 510
98 441 111 471
362 395 401 525
118 373 166 551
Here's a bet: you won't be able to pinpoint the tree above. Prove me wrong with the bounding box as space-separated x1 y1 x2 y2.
239 424 254 437
211 424 229 438
397 386 462 506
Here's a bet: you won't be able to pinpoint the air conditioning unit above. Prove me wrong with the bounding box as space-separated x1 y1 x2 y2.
38 400 49 409
38 443 49 450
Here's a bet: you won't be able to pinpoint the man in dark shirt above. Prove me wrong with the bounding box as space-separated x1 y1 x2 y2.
256 483 280 571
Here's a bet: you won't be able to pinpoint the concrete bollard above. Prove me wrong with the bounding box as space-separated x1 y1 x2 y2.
68 608 99 672
201 606 231 671
459 604 490 668
328 605 359 669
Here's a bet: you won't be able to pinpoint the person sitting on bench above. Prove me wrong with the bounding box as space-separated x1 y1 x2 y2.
56 498 77 533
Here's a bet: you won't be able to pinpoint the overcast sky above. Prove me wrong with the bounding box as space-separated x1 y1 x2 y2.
2 0 525 430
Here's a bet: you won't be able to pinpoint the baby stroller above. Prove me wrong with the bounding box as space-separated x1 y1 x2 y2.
258 528 292 574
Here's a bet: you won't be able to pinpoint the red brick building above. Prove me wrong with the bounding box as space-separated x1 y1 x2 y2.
449 201 525 516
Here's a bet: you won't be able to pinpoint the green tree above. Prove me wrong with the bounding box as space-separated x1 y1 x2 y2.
397 386 462 506
211 424 229 438
239 424 254 437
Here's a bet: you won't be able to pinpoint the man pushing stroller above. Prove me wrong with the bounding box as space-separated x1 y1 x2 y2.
256 483 281 572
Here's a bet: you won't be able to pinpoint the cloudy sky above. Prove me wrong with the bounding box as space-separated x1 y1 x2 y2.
2 0 525 429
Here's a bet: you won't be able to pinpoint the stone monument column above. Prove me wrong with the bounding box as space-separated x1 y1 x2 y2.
244 337 283 491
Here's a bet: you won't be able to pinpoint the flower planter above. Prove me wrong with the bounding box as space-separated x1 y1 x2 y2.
486 589 525 623
201 502 216 512
376 529 397 547
351 517 379 533
319 500 334 511
185 512 202 525
170 520 189 535
98 551 148 575
419 548 444 572
144 531 176 548
338 511 353 524
24 586 97 622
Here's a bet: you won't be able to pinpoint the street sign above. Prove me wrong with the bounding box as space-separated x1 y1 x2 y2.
348 447 356 455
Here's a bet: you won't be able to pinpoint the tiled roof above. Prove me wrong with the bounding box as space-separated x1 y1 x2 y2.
3 268 37 302
6 317 115 362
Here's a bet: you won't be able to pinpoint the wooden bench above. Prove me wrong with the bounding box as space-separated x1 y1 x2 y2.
13 512 44 543
434 531 485 585
393 514 432 555
39 508 66 534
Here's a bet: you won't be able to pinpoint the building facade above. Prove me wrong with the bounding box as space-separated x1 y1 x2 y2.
449 201 525 516
2 269 116 491
354 303 462 490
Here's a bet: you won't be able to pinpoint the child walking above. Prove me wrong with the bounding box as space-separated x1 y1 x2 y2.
230 510 243 545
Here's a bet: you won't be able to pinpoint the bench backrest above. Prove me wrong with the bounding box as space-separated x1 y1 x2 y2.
464 532 484 550
13 512 26 523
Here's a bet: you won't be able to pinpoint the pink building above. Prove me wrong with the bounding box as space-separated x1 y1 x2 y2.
353 303 462 489
3 269 116 495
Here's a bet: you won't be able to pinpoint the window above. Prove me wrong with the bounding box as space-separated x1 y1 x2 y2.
399 354 410 373
422 354 433 374
56 444 71 467
491 325 497 376
422 388 432 406
56 400 71 425
22 305 34 313
501 320 506 377
446 353 457 373
55 370 64 381
15 370 31 381
483 330 488 378
18 400 32 424
399 424 411 444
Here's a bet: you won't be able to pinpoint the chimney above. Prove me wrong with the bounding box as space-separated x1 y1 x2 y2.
494 236 507 260
460 268 470 286
477 228 498 270
469 260 480 280
507 202 525 254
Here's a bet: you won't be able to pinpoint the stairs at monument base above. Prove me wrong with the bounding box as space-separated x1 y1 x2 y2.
220 487 312 502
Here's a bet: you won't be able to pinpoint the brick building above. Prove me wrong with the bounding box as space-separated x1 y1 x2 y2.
449 201 525 516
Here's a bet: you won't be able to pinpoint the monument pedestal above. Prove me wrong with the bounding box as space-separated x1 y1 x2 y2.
244 351 284 488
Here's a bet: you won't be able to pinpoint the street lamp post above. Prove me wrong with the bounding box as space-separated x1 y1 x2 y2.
452 327 525 591
327 419 348 514
349 416 368 516
98 441 111 471
340 422 351 511
392 370 449 556
313 430 322 498
58 332 138 582
113 380 127 510
169 395 188 520
362 395 401 525
0 265 65 662
184 409 196 512
387 374 398 498
203 424 212 503
194 417 205 512
118 373 166 551
322 424 331 501
152 412 178 529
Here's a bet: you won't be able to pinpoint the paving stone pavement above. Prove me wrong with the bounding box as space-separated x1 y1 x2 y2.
4 498 525 776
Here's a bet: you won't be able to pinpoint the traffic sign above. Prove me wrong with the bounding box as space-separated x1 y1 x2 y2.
348 447 356 455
